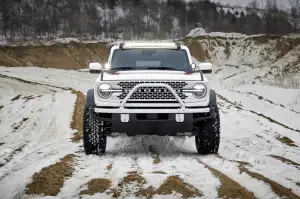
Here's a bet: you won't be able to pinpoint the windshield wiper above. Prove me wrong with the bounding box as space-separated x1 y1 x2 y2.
111 67 136 71
146 67 179 71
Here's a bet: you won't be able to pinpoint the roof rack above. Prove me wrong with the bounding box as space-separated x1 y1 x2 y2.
119 42 181 50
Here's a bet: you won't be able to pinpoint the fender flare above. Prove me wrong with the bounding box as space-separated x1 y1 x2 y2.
209 89 217 107
86 89 96 106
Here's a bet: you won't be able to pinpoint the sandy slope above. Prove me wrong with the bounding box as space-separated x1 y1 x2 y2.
0 67 299 199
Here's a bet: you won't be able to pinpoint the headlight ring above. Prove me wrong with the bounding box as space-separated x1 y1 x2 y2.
98 83 112 98
192 83 207 98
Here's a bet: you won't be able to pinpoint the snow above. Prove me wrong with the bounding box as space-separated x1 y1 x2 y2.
0 66 300 198
187 28 206 38
187 28 249 38
0 78 78 198
210 0 291 10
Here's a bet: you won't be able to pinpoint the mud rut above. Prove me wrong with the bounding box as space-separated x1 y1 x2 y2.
0 73 299 199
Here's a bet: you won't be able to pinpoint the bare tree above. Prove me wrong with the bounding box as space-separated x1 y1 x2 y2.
248 0 259 9
289 0 300 12
289 0 300 30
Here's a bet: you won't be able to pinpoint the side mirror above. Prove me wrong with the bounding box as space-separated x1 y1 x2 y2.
89 63 103 74
199 63 212 74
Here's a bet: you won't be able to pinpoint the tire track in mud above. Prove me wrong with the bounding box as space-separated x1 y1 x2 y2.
103 135 208 198
269 155 300 169
229 89 300 114
0 78 78 198
208 93 300 198
58 136 149 198
218 95 298 153
197 159 256 199
238 164 300 199
0 143 28 169
217 94 300 133
171 141 258 198
145 138 219 197
199 155 289 198
0 74 71 91
0 93 51 173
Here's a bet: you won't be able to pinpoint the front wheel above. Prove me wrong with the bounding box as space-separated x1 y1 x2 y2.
195 106 220 155
83 105 108 155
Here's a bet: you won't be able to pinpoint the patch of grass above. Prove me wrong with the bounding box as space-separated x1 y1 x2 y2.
23 95 43 102
269 75 300 89
80 178 112 195
136 186 156 199
0 105 4 110
152 171 167 174
111 188 121 198
148 145 161 164
107 164 113 171
276 136 297 147
71 90 86 142
25 154 74 196
114 173 201 199
110 171 147 198
270 155 300 167
11 94 21 101
12 118 29 132
239 164 300 199
156 176 202 198
119 171 147 186
224 41 231 58
200 161 255 199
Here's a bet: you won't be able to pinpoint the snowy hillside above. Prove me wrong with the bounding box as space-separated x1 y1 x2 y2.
1 0 298 43
0 64 299 198
184 32 300 87
210 0 291 10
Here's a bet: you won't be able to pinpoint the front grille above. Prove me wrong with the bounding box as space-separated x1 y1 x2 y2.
117 81 188 100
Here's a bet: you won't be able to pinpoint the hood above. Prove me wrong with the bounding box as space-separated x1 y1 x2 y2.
102 70 204 81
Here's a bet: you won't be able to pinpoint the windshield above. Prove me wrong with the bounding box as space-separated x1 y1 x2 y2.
111 49 190 71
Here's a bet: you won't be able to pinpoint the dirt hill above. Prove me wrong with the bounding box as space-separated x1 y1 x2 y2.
1 34 300 78
0 42 109 69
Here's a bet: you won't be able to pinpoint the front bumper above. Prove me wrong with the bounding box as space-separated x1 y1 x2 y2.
92 107 213 136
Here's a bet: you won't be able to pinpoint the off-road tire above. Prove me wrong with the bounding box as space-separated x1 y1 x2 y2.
195 106 220 155
83 105 108 155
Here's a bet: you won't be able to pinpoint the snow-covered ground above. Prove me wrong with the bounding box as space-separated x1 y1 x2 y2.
0 67 300 199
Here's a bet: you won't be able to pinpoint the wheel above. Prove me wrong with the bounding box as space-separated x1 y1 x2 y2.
195 106 220 155
83 105 108 155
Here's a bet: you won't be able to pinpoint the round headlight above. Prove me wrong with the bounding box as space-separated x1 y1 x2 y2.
193 84 207 98
98 83 112 98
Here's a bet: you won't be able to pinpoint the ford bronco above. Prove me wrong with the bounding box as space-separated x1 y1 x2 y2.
83 42 220 155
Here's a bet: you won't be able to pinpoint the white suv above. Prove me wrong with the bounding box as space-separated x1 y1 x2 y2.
83 42 220 155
